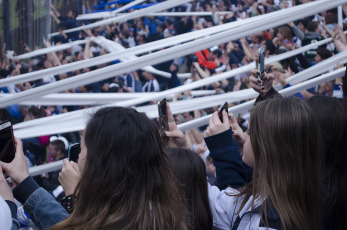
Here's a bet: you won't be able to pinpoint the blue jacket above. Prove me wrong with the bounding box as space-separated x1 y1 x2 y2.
204 128 252 190
13 177 69 230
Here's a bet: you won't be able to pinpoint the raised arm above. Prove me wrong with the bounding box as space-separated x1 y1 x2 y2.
84 38 94 60
44 39 62 66
1 138 69 229
204 111 252 190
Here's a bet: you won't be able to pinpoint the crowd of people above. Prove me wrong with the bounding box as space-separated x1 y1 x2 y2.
0 0 347 229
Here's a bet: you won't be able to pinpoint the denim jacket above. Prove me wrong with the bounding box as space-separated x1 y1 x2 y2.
13 176 69 230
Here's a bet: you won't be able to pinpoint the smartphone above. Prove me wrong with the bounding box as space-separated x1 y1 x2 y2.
218 102 228 122
68 143 80 163
0 120 16 164
257 47 265 74
158 98 169 133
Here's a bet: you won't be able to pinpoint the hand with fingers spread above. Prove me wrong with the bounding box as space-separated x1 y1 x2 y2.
0 164 13 201
249 69 274 97
59 159 80 196
164 102 187 149
0 137 29 186
204 110 230 138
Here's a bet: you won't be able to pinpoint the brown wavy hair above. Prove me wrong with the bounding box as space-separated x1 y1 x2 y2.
237 97 323 230
51 107 188 230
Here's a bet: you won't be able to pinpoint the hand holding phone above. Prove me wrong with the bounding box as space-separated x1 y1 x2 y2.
68 143 81 163
0 121 16 165
218 102 228 122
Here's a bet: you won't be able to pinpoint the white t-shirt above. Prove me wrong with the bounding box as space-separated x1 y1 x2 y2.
0 195 12 230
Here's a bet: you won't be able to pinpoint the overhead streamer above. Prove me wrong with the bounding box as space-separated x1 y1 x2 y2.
77 11 232 21
178 67 346 132
0 90 216 106
11 47 347 132
11 40 87 60
48 0 194 37
13 49 347 135
105 0 146 15
14 67 345 139
2 0 345 108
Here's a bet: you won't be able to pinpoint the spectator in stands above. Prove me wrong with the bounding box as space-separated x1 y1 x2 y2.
142 71 160 92
302 21 325 62
50 4 79 41
39 138 67 193
314 47 333 64
1 107 188 230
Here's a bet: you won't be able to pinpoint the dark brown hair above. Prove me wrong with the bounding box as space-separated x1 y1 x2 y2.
307 96 347 229
165 148 213 230
52 107 187 230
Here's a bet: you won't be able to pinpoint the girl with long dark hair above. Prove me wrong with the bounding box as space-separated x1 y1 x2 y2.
0 107 188 230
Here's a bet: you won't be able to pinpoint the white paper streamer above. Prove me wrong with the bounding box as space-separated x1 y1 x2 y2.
76 11 232 21
0 90 216 105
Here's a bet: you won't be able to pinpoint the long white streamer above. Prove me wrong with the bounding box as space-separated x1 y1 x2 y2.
0 90 216 105
109 0 146 15
76 11 232 21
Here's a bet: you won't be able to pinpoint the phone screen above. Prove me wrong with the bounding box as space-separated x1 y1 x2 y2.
257 47 265 74
218 102 228 122
0 120 15 164
68 143 81 163
158 98 169 133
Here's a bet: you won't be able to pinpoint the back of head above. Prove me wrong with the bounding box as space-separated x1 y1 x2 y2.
307 21 319 32
50 140 66 155
249 97 323 230
53 107 187 230
165 148 212 230
306 96 347 229
316 47 332 60
278 26 292 41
